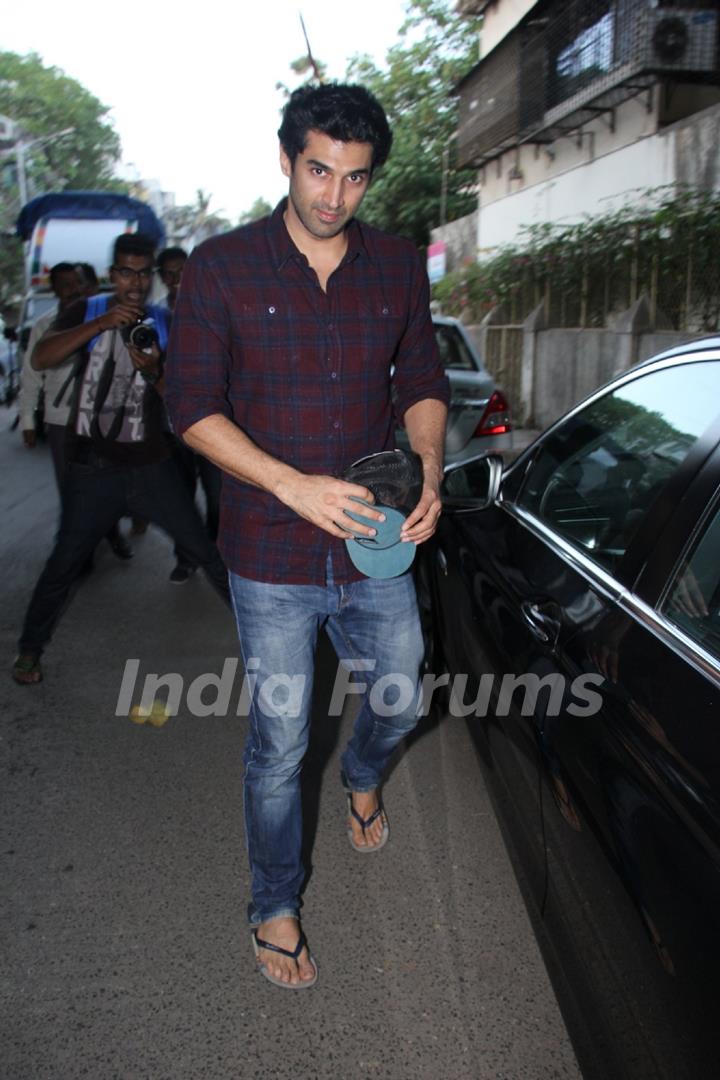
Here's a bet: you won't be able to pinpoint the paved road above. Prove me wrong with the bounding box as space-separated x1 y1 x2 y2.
0 420 579 1080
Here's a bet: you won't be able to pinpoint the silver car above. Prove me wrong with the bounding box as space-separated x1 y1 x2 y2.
396 315 514 465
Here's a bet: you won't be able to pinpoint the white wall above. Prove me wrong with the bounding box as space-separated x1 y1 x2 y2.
478 134 675 253
475 96 720 256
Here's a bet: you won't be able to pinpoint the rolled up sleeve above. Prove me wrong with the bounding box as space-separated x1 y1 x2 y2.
165 247 234 435
392 249 450 423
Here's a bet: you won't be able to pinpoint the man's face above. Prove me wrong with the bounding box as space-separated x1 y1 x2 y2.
159 256 186 298
53 269 84 310
280 130 373 242
110 253 155 307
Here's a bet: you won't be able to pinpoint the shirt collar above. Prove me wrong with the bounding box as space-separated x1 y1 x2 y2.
267 197 371 273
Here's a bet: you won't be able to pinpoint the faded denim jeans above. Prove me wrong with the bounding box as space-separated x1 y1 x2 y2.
229 566 424 926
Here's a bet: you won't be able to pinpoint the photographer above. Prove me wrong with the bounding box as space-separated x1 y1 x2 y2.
12 233 230 686
18 261 133 561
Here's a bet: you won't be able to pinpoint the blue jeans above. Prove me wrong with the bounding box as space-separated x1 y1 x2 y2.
229 567 424 926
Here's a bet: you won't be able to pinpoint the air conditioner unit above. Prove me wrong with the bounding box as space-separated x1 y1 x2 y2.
641 8 718 73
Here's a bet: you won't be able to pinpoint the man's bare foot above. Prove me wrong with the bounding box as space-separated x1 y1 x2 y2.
254 917 316 986
348 790 388 850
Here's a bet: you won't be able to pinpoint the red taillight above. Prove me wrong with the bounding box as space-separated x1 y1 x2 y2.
474 389 512 437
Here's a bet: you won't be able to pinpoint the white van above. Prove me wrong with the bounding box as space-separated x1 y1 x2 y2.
14 190 166 355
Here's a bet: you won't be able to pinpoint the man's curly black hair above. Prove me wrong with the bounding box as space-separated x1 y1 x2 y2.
278 83 392 172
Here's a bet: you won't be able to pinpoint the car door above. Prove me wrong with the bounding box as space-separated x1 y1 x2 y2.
430 352 720 1078
539 447 720 1080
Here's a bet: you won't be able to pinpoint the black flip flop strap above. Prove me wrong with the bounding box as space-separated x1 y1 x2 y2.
349 802 383 831
254 930 307 960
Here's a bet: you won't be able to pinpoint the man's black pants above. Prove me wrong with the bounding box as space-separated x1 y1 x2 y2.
18 454 230 657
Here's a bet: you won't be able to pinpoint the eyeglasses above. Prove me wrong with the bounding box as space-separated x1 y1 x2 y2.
112 265 154 282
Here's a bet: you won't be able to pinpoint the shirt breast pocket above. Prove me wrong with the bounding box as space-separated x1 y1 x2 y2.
357 299 406 357
232 302 298 361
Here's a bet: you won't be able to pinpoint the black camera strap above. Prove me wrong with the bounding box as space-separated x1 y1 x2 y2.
53 355 85 409
89 330 134 444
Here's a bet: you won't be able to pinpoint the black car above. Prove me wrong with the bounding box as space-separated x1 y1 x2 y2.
421 337 720 1079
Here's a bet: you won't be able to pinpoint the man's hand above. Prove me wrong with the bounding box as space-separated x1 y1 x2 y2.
97 302 144 333
276 474 386 539
22 429 37 449
128 341 163 381
400 481 442 546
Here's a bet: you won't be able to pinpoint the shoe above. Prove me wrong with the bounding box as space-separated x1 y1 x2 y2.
346 792 389 853
108 534 134 560
12 654 43 685
251 925 318 989
169 564 196 584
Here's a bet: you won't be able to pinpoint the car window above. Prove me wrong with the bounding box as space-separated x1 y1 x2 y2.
663 495 720 662
513 361 720 573
434 325 477 371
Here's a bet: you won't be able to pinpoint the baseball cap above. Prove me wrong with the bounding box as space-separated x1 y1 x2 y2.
342 450 424 579
344 499 415 579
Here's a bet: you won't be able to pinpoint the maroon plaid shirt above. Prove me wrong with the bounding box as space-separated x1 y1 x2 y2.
165 199 449 584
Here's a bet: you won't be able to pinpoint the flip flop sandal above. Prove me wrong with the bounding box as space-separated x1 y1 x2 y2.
251 928 318 989
346 793 390 853
12 655 43 685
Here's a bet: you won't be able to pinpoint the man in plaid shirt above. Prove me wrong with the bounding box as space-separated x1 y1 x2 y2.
166 83 449 989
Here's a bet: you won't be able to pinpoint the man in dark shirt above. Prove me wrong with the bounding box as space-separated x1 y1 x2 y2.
156 245 223 585
165 84 449 989
11 233 230 686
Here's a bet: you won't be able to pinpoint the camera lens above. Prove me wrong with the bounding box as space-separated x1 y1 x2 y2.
128 324 158 351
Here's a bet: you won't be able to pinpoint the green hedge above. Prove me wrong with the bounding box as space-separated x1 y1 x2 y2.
432 187 720 331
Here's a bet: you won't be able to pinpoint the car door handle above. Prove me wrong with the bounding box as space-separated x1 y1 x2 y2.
521 601 561 645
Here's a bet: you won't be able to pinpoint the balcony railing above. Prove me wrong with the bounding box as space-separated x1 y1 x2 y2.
457 0 720 167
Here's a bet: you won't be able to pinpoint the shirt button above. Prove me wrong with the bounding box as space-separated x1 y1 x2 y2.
268 306 276 314
333 420 340 429
330 371 337 379
327 323 334 331
382 306 389 315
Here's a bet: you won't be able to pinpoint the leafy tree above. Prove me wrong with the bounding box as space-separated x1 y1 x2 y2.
276 14 328 98
0 51 124 310
275 1 479 249
346 0 480 248
165 188 232 247
238 197 273 225
0 51 123 198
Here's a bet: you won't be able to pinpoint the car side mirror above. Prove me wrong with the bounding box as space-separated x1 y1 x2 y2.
441 453 504 513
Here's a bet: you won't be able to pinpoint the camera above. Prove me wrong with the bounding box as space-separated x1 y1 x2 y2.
122 317 159 352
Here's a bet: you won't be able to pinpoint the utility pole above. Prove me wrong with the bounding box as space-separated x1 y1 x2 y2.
440 132 458 228
3 126 75 205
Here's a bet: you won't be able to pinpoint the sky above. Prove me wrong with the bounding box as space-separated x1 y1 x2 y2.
4 0 412 222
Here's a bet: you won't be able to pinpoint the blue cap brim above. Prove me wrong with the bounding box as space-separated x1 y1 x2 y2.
344 500 416 579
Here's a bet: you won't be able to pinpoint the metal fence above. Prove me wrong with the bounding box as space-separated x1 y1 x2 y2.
479 325 525 407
